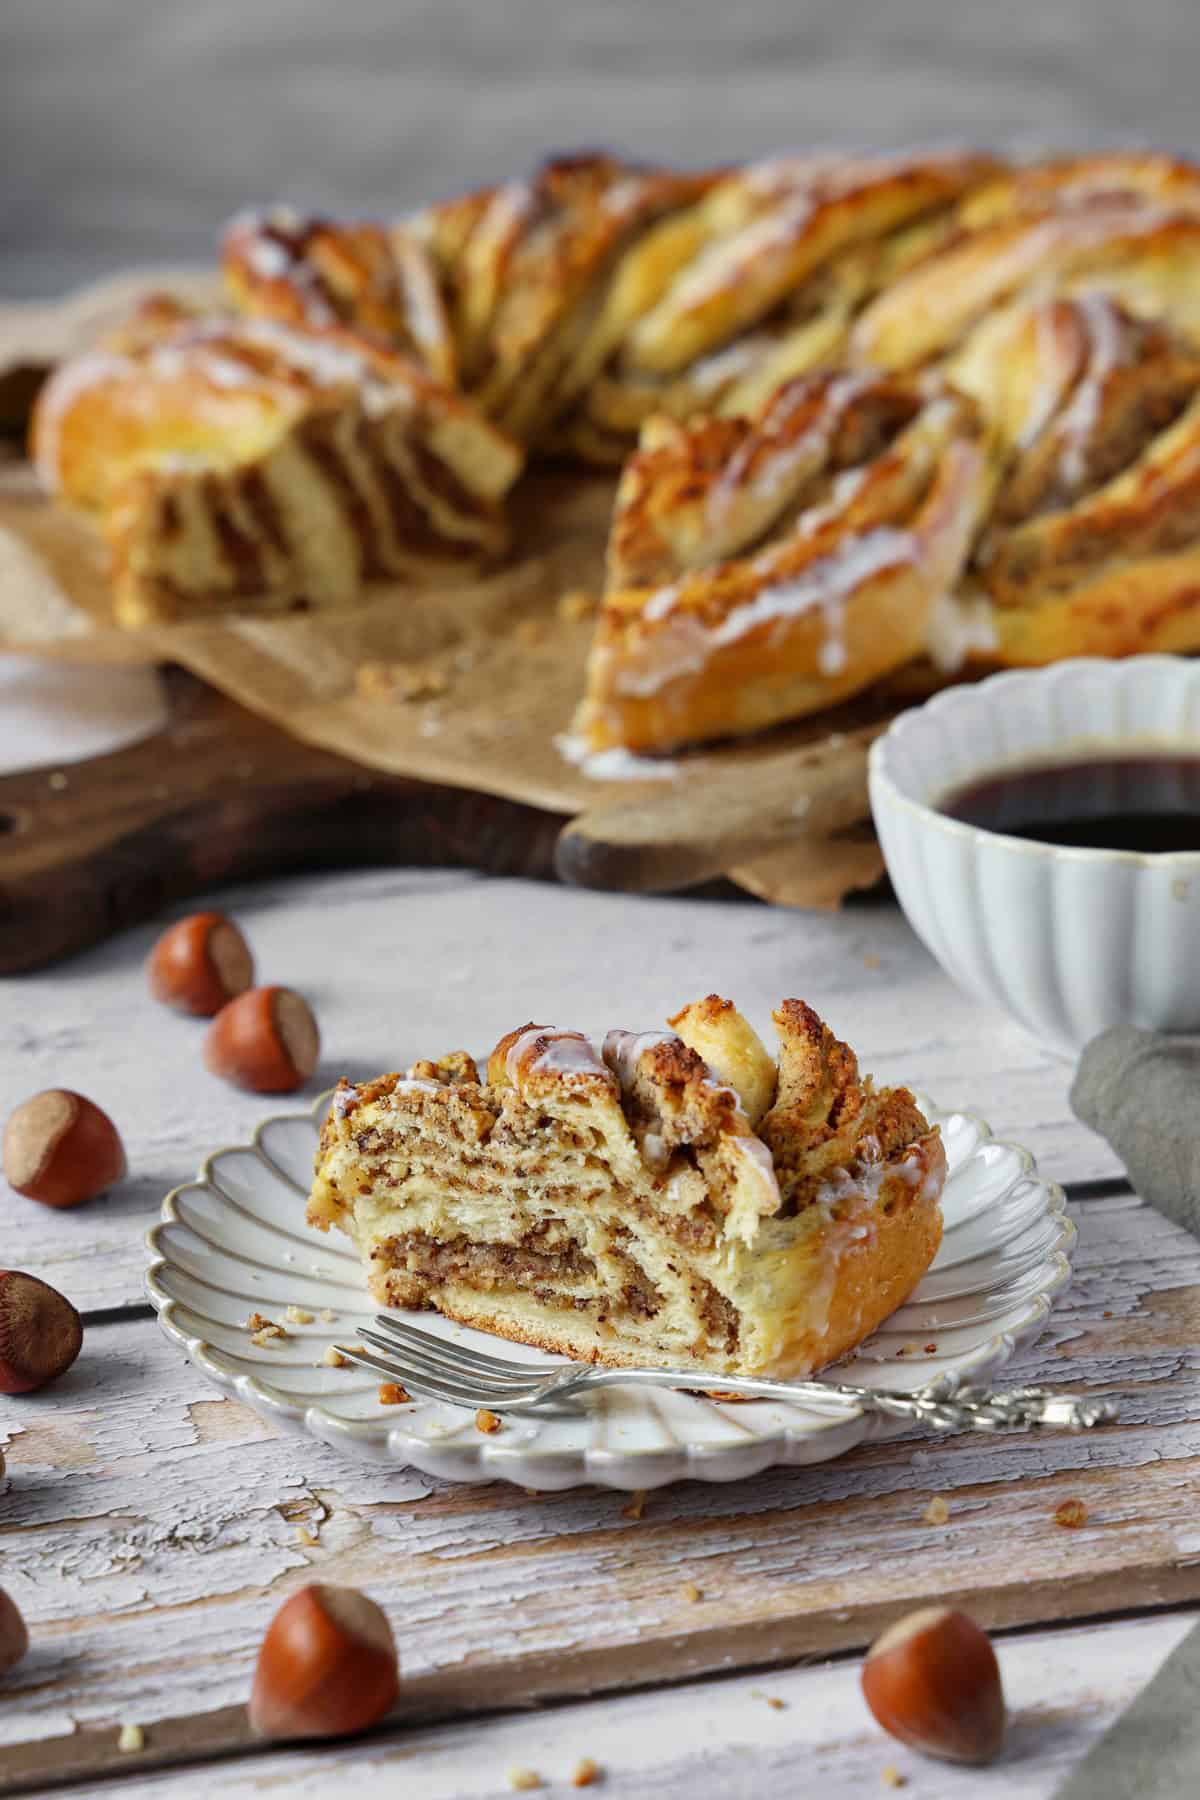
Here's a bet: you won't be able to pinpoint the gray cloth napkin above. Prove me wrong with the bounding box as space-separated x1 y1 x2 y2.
1052 1027 1200 1798
1071 1025 1200 1237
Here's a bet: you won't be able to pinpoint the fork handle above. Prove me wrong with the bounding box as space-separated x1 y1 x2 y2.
586 1368 1118 1432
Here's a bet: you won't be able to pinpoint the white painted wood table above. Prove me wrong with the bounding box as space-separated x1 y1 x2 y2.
2 866 1197 1797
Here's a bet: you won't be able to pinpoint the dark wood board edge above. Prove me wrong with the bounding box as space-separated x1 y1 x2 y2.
0 671 567 973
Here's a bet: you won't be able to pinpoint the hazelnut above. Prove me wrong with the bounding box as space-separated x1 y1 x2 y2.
147 912 254 1015
0 1588 29 1675
204 987 319 1093
3 1091 126 1210
0 1271 84 1394
249 1583 399 1740
862 1606 1005 1766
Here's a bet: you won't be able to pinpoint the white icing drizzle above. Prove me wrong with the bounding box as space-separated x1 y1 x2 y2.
688 339 763 395
615 527 917 700
705 373 872 530
332 1084 360 1119
1016 303 1076 450
553 733 679 782
600 176 650 219
245 235 295 280
232 317 403 415
488 179 538 242
796 463 871 538
731 1131 782 1210
1056 290 1127 486
393 1077 443 1094
641 583 682 624
816 593 848 676
400 247 449 359
925 588 998 672
602 1029 680 1094
707 527 916 649
663 195 815 314
813 1144 926 1212
505 1027 611 1086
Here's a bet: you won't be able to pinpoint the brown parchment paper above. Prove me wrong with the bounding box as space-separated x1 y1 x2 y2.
0 275 890 906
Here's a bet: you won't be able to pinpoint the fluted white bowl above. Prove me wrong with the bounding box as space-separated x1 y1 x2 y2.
869 657 1200 1059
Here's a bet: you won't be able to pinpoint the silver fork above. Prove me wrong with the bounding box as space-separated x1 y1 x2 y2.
338 1315 1118 1434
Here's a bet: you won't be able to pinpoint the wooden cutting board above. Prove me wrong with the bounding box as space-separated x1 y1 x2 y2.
0 669 567 974
0 666 884 975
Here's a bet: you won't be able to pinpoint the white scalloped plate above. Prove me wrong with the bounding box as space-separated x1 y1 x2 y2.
145 1092 1075 1491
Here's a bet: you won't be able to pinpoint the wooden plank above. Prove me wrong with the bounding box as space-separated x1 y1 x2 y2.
11 1610 1192 1800
0 868 1123 1313
0 1193 1192 1788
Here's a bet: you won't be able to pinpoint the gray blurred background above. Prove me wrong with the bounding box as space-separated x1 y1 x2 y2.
3 0 1197 297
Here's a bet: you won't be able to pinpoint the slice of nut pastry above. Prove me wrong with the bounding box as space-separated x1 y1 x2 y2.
223 208 458 385
568 149 1003 461
308 997 946 1380
575 368 989 752
407 152 721 444
948 291 1200 662
30 297 523 627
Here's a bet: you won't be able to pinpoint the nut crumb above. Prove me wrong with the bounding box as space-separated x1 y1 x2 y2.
356 658 447 702
379 1382 411 1405
285 1306 315 1325
766 1696 787 1711
572 1756 602 1787
295 1524 318 1547
319 1307 338 1323
251 1325 287 1347
558 589 596 623
881 1766 907 1789
863 953 882 970
320 1346 348 1368
117 1724 145 1753
246 1311 272 1331
1055 1497 1089 1529
476 1408 503 1434
508 1770 543 1792
621 1489 646 1521
922 1495 950 1526
681 1581 702 1604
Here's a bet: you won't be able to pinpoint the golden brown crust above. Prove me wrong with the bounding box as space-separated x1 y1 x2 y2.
223 208 458 386
31 300 523 623
409 152 721 442
579 369 989 751
946 291 1200 663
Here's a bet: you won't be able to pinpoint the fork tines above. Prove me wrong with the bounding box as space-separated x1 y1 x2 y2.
334 1315 567 1410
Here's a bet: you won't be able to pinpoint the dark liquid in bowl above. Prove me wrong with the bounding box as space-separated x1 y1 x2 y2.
940 754 1200 852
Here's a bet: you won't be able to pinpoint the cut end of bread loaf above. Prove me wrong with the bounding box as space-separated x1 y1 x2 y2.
308 996 945 1380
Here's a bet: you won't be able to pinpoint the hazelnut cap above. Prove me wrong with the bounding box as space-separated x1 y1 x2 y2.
862 1605 1005 1765
249 1583 399 1739
2 1091 126 1209
204 987 320 1093
147 912 254 1016
0 1270 84 1394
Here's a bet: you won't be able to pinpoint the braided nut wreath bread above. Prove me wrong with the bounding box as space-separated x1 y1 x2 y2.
29 147 1200 746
